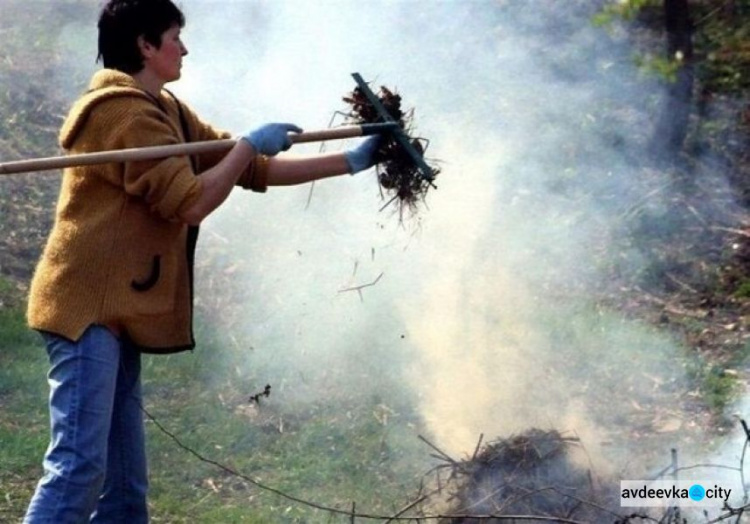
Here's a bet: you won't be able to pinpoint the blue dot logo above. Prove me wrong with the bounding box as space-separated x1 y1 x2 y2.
689 484 705 501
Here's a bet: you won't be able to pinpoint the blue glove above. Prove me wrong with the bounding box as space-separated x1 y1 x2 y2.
241 123 303 156
344 135 382 174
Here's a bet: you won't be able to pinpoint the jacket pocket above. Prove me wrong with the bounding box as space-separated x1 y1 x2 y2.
131 255 161 291
127 250 178 316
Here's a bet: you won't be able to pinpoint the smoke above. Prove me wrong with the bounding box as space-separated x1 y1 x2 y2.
47 0 730 480
160 0 701 466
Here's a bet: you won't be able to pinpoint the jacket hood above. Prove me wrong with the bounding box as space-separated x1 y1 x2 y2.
59 69 152 150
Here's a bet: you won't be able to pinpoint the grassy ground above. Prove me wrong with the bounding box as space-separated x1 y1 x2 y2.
3 286 745 523
0 282 431 523
0 295 50 523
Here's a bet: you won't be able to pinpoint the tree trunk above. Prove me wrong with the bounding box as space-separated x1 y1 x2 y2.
649 0 694 160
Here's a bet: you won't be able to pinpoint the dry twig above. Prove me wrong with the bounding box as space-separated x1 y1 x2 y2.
338 272 384 301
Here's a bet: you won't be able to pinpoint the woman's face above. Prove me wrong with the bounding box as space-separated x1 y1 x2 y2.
143 24 188 83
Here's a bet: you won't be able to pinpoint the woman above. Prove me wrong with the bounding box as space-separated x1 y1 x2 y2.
23 1 380 522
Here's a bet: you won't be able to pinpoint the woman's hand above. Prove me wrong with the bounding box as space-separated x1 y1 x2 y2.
240 123 303 156
344 135 381 174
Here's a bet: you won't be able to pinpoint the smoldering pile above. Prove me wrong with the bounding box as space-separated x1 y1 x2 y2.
343 84 439 214
432 429 620 523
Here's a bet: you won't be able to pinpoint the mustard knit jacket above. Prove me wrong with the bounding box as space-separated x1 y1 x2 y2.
27 69 268 353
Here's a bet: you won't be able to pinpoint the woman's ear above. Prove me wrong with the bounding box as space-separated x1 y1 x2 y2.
137 35 154 59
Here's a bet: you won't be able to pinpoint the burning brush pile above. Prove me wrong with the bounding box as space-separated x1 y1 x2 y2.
342 81 439 214
433 429 620 523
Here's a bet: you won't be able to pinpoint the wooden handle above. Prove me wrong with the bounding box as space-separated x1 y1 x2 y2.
0 123 396 175
0 139 237 175
291 126 361 143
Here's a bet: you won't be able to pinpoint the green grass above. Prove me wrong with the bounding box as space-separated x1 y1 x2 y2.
138 354 429 522
685 339 750 413
0 297 431 523
516 298 747 435
0 293 49 523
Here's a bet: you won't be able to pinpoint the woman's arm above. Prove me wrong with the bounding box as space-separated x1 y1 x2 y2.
180 123 306 224
265 134 381 186
179 140 255 225
265 152 350 186
180 133 380 224
181 149 350 225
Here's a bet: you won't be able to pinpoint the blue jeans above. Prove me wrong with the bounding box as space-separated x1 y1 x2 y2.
24 325 149 524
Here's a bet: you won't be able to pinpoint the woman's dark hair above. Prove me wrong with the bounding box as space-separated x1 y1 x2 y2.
97 0 185 74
